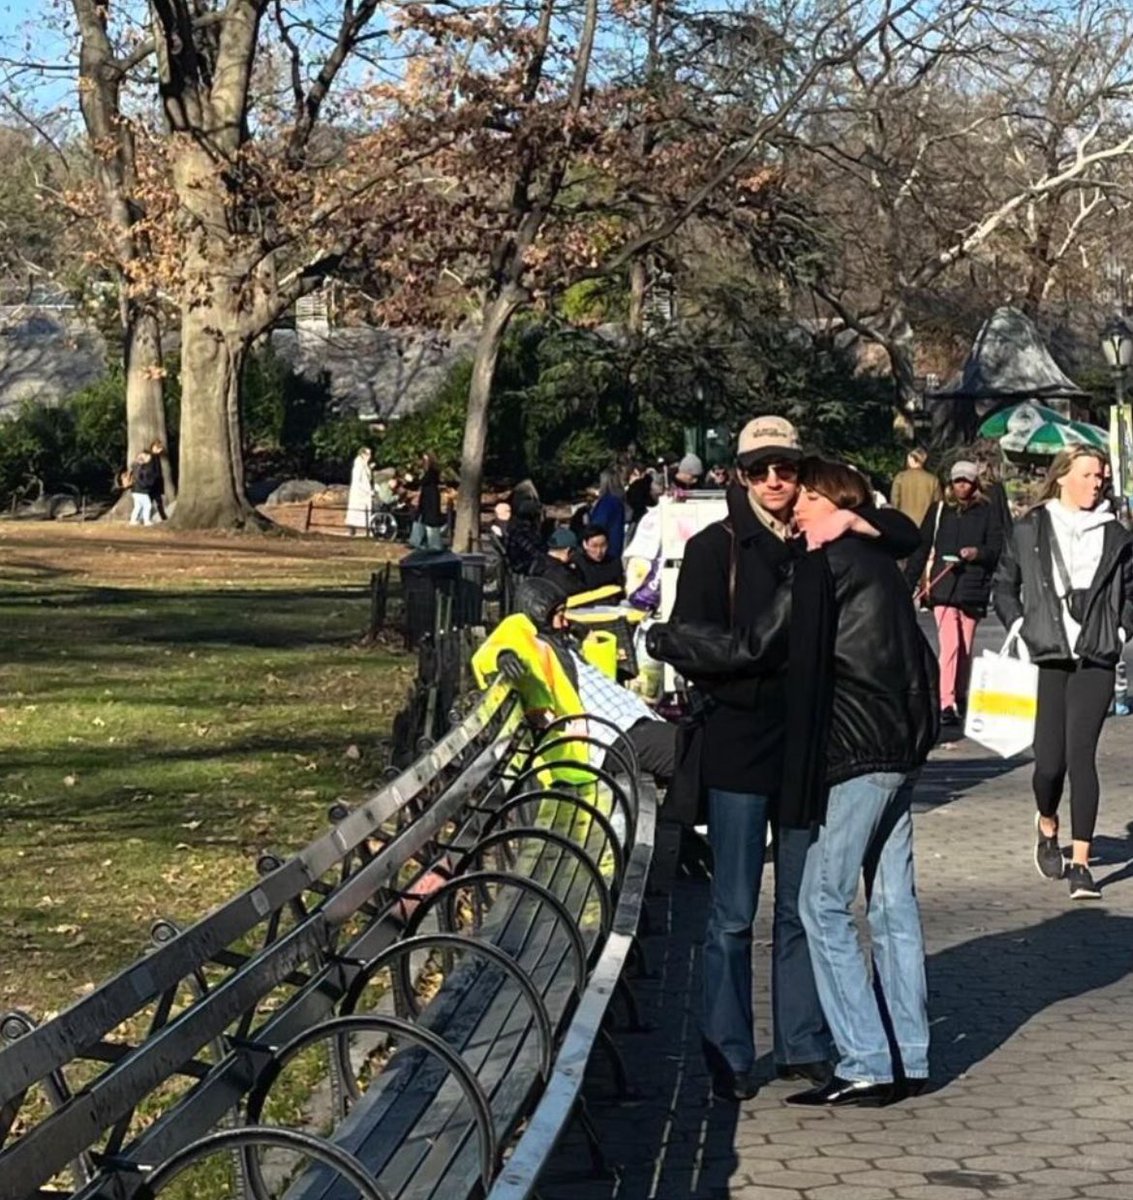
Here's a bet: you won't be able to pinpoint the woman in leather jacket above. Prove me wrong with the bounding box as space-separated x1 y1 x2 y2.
993 446 1133 901
648 457 938 1108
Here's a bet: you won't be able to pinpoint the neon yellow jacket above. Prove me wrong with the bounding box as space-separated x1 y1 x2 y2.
472 614 594 786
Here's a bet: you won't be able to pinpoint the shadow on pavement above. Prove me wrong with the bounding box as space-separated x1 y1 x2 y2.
911 752 1023 813
928 908 1133 1086
538 871 741 1199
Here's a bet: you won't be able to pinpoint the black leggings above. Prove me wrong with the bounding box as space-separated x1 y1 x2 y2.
1033 661 1114 843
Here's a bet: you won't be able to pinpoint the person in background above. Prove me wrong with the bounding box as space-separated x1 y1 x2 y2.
890 447 942 529
994 446 1133 901
905 460 1003 726
489 500 512 542
707 463 730 488
129 450 157 526
345 446 373 537
492 577 677 782
410 452 445 551
625 464 655 533
505 493 545 575
590 468 628 559
574 524 625 593
674 453 704 491
148 440 169 521
650 457 937 1108
538 527 584 594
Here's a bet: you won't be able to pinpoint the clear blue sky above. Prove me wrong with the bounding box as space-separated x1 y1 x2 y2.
0 1 79 118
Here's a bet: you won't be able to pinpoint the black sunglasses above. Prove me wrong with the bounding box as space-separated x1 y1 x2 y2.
743 460 799 483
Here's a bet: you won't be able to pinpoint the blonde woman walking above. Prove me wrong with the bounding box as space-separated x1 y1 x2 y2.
994 447 1133 900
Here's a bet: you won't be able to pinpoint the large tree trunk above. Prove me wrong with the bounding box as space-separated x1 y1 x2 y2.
453 291 521 551
170 304 260 530
106 302 171 519
125 306 172 489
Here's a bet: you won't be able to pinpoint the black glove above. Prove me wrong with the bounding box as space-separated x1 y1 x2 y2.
644 621 671 661
497 650 526 683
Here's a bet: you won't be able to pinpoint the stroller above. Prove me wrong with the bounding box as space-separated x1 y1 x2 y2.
369 473 401 541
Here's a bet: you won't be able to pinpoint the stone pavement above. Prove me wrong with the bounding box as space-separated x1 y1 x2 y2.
540 689 1133 1197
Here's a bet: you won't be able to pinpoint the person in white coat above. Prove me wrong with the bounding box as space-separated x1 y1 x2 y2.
345 447 373 536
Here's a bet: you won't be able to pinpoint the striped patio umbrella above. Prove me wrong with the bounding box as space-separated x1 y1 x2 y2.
1007 419 1108 456
978 402 1069 439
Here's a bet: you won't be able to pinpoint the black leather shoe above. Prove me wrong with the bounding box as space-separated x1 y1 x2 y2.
701 1038 759 1102
785 1076 894 1107
776 1060 834 1087
712 1069 760 1101
891 1077 929 1102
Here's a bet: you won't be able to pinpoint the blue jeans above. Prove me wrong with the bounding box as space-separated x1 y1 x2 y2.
703 789 832 1075
129 493 153 525
800 773 929 1084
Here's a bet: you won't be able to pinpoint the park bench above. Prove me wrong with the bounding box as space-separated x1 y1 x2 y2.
0 680 656 1200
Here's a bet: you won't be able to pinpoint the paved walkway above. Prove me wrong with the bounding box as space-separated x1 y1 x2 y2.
542 703 1133 1198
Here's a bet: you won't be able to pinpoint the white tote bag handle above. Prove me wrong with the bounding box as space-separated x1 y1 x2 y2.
998 618 1031 664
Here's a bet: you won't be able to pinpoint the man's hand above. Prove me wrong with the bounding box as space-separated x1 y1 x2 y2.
803 509 875 550
959 546 979 562
496 650 526 683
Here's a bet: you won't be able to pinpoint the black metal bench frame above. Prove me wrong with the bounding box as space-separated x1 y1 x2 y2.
0 683 656 1200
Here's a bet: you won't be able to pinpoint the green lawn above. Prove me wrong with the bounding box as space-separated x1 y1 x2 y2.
0 544 413 1015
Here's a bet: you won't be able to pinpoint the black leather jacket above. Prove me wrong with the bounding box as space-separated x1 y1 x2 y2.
650 537 939 787
992 506 1133 666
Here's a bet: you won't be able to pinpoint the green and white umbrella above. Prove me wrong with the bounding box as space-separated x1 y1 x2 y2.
1015 420 1108 455
997 418 1108 457
978 402 1069 440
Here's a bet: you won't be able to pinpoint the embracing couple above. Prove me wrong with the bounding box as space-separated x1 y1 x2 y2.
648 416 939 1108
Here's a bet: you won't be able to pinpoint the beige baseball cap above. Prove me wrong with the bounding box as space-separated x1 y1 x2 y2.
736 415 802 468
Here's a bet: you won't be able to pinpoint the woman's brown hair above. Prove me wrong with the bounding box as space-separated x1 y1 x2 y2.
1036 446 1108 503
798 457 872 510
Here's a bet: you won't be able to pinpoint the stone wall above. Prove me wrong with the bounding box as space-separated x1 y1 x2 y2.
269 325 478 418
0 308 476 419
0 309 107 417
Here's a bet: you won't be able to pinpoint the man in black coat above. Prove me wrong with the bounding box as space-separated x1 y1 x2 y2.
670 415 920 1101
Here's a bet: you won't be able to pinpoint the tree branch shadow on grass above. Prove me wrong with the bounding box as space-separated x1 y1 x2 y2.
0 584 390 657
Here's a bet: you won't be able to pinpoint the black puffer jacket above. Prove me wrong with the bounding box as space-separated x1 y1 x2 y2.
652 537 939 789
904 498 1003 617
993 505 1133 665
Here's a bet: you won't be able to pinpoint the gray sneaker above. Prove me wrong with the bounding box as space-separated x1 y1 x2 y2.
1067 863 1102 900
1034 813 1064 880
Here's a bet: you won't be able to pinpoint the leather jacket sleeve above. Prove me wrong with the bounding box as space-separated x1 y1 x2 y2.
647 585 792 680
1122 546 1133 639
862 506 921 559
992 525 1024 630
903 506 937 589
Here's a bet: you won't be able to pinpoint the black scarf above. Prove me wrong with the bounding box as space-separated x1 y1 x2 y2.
778 548 838 829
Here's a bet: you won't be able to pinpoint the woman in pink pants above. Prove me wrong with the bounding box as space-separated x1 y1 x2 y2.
905 461 1005 726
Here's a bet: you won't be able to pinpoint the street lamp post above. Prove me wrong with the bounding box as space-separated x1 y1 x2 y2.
1100 316 1133 523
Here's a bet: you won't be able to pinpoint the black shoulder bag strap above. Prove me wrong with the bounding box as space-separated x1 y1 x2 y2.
1047 512 1089 622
